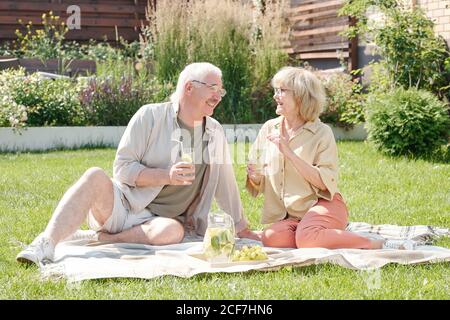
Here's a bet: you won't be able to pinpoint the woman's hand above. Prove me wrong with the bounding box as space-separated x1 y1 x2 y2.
246 163 264 185
237 228 262 241
266 121 293 157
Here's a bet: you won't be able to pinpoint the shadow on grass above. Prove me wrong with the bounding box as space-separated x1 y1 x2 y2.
372 144 450 164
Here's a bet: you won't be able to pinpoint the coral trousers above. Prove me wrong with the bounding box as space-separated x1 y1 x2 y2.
261 194 373 249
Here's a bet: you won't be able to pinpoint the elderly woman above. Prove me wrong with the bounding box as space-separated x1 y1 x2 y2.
246 66 416 250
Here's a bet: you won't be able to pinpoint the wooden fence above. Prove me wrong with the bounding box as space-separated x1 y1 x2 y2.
283 0 357 70
0 0 152 42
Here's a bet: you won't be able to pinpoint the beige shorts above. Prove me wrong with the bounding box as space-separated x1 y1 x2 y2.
87 181 156 234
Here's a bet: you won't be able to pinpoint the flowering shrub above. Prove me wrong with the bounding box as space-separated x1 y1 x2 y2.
0 96 27 131
0 68 29 130
0 68 84 128
0 67 173 129
78 70 175 126
79 76 142 126
13 12 68 59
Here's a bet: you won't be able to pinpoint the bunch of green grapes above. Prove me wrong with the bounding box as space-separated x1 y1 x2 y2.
232 245 268 261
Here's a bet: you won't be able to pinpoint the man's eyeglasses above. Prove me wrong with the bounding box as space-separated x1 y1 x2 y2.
273 87 292 96
192 80 227 97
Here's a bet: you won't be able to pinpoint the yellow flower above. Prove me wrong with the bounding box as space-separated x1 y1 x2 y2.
42 13 46 19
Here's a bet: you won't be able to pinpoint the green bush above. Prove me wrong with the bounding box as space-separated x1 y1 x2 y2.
341 1 450 100
27 78 85 126
316 70 366 129
365 88 449 157
376 8 449 99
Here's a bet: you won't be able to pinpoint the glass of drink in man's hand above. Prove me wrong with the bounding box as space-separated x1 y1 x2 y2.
181 147 195 177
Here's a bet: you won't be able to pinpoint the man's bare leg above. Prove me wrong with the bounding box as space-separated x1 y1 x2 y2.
17 167 115 264
98 217 184 246
43 167 114 245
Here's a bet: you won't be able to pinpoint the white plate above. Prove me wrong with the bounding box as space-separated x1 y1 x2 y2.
188 248 285 268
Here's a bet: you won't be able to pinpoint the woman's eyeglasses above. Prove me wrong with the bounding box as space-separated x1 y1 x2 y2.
273 87 292 96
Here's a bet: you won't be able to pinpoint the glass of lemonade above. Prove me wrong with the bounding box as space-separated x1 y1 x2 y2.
181 147 194 164
181 147 195 177
248 148 265 176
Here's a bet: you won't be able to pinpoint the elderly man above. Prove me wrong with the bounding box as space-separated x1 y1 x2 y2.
17 62 260 265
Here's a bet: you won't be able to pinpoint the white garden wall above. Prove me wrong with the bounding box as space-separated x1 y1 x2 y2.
0 124 367 152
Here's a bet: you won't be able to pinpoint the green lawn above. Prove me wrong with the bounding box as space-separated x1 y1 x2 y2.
0 141 449 299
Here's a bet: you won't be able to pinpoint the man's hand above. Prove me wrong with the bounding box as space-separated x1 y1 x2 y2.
237 228 262 241
168 161 195 185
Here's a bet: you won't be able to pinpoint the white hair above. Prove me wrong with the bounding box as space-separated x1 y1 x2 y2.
170 62 222 104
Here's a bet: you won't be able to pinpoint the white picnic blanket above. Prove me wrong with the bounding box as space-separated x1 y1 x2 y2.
40 222 450 282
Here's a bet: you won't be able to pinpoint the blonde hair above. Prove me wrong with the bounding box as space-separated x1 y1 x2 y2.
271 66 326 121
170 62 222 104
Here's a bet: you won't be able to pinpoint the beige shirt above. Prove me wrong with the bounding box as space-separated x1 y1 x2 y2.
246 116 339 224
113 102 248 236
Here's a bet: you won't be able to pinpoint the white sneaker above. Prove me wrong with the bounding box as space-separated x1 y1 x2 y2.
63 229 99 242
382 239 417 250
16 234 55 265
